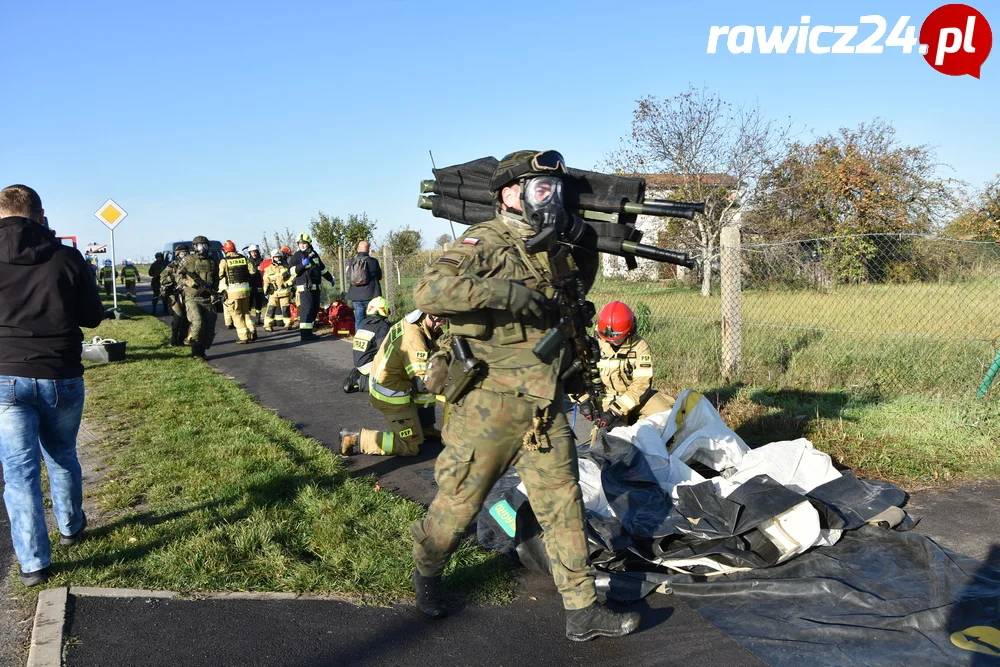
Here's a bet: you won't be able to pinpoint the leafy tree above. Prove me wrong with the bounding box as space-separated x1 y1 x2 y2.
309 211 378 257
605 86 790 296
945 174 1000 241
434 233 452 250
748 119 957 242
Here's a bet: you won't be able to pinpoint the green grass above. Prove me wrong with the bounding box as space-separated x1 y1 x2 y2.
689 385 1000 488
40 302 515 603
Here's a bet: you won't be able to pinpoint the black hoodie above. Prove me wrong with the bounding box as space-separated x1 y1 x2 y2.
0 216 105 379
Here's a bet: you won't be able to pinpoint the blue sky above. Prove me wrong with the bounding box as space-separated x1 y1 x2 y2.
3 0 997 261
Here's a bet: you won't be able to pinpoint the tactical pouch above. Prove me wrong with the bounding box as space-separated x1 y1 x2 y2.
443 337 483 404
424 349 451 395
446 311 491 340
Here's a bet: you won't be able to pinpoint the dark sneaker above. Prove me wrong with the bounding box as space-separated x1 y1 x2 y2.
19 567 50 587
565 603 640 642
60 513 88 547
412 570 447 619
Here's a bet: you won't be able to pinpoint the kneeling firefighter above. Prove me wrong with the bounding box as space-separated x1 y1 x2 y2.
343 296 391 394
584 300 674 441
340 310 443 457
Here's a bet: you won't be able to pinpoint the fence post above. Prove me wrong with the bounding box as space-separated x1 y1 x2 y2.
338 246 346 300
384 245 396 313
720 225 742 381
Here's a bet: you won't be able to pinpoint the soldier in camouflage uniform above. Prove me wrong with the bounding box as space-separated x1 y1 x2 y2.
408 150 640 641
586 300 675 443
339 310 442 456
180 235 219 359
159 245 190 346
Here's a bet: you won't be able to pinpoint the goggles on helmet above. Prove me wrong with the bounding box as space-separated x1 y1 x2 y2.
530 150 566 173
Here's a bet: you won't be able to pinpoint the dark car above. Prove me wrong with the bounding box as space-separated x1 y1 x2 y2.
162 240 224 263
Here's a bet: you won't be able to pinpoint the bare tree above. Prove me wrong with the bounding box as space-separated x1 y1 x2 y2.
434 233 452 250
605 86 791 296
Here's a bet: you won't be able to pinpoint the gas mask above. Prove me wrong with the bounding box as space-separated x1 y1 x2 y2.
194 243 209 256
520 176 586 254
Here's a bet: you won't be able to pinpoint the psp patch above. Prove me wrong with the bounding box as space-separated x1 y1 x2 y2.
415 351 428 360
400 428 414 439
639 354 652 364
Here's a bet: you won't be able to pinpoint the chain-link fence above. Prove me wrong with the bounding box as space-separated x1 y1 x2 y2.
590 233 1000 399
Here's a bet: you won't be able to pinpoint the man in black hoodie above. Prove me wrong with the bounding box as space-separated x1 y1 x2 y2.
0 184 105 587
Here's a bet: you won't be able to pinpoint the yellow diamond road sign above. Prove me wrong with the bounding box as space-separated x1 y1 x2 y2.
94 199 127 230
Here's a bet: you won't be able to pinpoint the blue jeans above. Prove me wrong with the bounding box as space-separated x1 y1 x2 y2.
0 376 86 573
353 300 368 327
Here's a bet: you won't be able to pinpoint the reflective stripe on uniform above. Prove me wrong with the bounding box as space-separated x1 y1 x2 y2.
381 432 394 455
296 285 319 292
299 322 314 330
370 380 412 405
405 362 428 376
413 392 436 405
357 362 373 375
632 368 654 377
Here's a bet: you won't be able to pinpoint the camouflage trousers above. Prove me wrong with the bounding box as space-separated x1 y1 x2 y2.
185 297 217 348
361 395 424 457
410 388 597 610
226 294 256 341
167 296 189 343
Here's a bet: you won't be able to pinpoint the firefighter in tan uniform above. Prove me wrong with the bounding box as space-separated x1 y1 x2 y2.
218 240 258 344
589 301 674 436
339 310 443 457
262 248 294 331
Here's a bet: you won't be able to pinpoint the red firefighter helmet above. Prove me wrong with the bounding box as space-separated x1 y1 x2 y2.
596 301 635 345
222 240 236 253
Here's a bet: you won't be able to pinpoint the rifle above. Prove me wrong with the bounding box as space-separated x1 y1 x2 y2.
417 156 700 419
179 266 223 308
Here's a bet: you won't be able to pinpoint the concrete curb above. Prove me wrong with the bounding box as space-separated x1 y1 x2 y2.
68 586 362 603
26 587 67 667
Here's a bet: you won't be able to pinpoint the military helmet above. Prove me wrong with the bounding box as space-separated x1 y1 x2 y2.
192 235 209 245
489 150 567 193
366 296 389 318
297 232 312 244
222 240 236 252
174 243 190 252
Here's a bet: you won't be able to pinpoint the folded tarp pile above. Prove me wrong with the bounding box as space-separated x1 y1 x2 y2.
478 390 1000 665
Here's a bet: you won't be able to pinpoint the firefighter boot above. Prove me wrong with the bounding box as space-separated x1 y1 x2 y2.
342 369 361 394
565 603 641 642
412 570 447 619
339 430 360 455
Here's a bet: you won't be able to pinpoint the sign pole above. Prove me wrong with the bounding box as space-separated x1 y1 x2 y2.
109 227 119 311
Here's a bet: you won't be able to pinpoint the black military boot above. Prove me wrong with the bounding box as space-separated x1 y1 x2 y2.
565 603 641 642
191 343 207 360
412 570 447 619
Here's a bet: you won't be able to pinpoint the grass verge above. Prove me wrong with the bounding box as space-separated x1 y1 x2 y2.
43 301 515 603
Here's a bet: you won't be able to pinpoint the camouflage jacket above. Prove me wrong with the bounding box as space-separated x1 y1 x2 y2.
597 335 654 413
179 253 219 300
369 318 436 405
413 214 597 402
159 260 184 298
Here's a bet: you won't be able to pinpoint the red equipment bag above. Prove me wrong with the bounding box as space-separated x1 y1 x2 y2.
326 300 356 337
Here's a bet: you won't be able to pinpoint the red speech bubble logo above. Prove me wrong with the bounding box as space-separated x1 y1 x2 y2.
920 4 992 77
